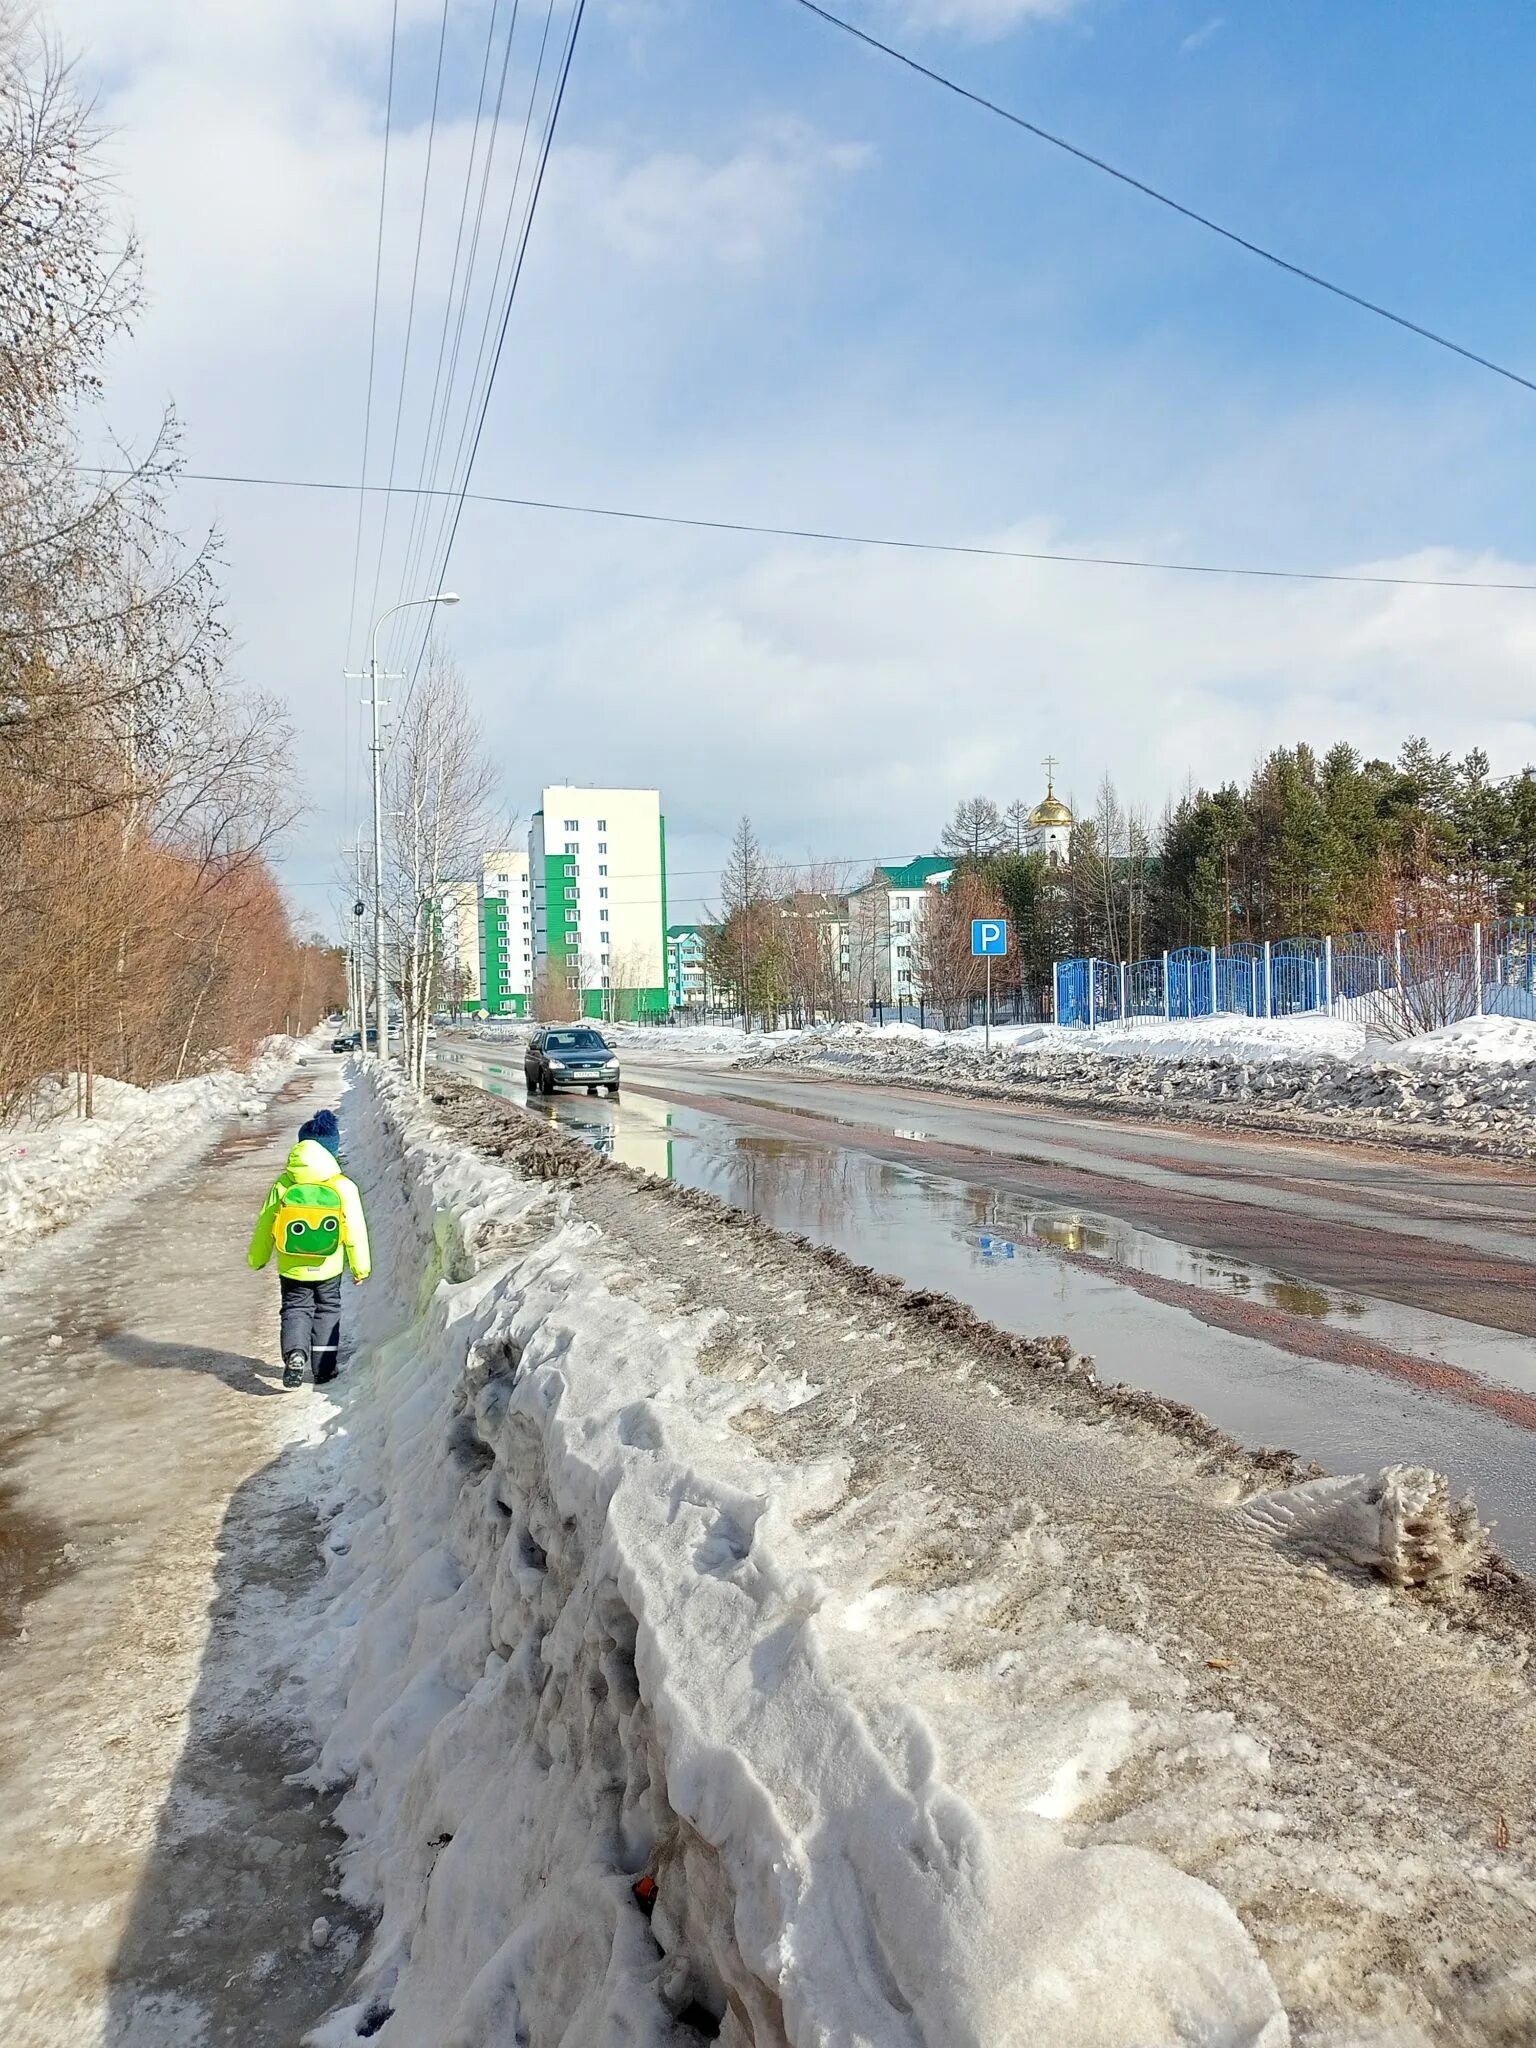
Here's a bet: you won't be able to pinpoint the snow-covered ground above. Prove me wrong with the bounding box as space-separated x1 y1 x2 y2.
735 1013 1536 1150
293 1066 1536 2046
0 1037 304 1267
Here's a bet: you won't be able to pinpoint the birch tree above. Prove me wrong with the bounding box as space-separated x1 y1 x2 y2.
382 650 500 1089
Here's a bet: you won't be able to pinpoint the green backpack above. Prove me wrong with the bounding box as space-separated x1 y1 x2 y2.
275 1180 345 1264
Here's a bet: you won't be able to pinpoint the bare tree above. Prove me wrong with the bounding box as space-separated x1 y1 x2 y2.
1003 799 1032 854
911 869 1005 1027
381 650 500 1089
938 797 1007 861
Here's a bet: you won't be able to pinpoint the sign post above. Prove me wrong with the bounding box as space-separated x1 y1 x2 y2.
971 918 1009 1055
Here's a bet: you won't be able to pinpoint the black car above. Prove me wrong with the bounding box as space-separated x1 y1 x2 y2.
331 1029 362 1053
524 1026 620 1096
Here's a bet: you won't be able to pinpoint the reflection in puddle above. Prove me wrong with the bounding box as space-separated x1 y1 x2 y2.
443 1047 1536 1565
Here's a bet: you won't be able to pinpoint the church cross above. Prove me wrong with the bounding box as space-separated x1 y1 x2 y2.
1042 753 1058 795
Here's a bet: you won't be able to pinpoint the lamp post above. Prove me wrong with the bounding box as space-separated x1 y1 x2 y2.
365 592 459 1061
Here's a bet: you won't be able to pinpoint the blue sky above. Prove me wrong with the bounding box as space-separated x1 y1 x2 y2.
46 0 1536 922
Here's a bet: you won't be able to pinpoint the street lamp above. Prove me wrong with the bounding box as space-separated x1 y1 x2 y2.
365 592 460 1062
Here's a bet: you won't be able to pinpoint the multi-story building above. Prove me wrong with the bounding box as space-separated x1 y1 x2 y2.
845 856 954 1007
480 847 532 1017
529 787 667 1019
439 881 483 1014
667 923 708 1009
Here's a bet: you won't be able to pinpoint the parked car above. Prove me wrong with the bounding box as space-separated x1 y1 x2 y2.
331 1029 362 1053
524 1026 620 1096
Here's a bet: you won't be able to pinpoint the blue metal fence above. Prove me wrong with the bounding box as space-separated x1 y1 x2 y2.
1053 918 1536 1032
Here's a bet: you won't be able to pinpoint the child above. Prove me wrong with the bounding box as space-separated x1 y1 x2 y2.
248 1121 370 1388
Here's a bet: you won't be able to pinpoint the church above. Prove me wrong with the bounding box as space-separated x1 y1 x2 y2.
1021 762 1073 867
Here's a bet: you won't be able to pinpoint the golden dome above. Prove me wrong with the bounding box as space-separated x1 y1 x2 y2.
1028 793 1072 828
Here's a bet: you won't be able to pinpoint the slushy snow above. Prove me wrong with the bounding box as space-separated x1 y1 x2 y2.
297 1068 1289 2047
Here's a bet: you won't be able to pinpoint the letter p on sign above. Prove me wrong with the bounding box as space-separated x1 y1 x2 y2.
972 919 1008 956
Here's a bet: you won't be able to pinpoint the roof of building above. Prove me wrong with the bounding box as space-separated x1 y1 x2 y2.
876 855 954 891
1028 794 1073 828
667 922 704 939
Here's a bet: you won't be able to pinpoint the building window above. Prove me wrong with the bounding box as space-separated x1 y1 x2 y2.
898 967 912 983
599 909 609 923
892 895 910 908
895 944 910 958
564 841 577 855
564 818 579 831
596 818 607 830
598 886 608 899
597 841 607 854
563 886 578 899
598 864 607 876
601 974 611 988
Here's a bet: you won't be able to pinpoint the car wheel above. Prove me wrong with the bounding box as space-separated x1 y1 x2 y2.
540 1072 554 1095
607 1083 620 1097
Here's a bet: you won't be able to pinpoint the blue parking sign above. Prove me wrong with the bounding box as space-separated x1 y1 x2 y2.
971 919 1008 956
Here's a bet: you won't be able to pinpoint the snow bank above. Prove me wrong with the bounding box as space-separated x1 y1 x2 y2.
0 1037 302 1268
751 1010 1536 1148
299 1070 1288 2047
1378 1014 1536 1066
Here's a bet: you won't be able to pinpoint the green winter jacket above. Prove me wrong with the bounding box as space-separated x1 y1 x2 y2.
248 1140 371 1282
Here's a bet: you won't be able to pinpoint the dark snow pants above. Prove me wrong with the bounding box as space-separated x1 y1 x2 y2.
279 1273 343 1382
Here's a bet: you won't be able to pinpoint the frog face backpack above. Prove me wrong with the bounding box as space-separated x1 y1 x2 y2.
274 1182 345 1266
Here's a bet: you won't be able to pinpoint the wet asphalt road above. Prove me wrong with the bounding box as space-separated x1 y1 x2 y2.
439 1039 1536 1566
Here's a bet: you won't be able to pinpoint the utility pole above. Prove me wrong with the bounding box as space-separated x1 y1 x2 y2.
348 590 461 1065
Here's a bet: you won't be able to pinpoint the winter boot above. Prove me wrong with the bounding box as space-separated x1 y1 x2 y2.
282 1352 307 1389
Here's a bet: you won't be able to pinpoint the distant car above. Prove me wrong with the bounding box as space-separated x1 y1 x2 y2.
524 1026 620 1096
331 1029 362 1053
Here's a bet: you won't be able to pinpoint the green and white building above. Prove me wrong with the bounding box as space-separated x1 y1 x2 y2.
667 923 708 1009
845 855 954 1006
480 847 532 1017
529 787 668 1019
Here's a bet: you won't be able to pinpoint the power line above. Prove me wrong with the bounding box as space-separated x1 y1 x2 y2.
392 0 522 665
785 0 1536 400
390 0 557 680
397 0 588 715
85 462 1536 594
343 0 402 852
363 0 453 655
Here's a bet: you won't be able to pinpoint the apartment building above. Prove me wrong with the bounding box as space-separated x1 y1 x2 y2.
529 787 667 1019
480 847 532 1017
439 881 483 1012
845 856 954 1006
667 923 708 1009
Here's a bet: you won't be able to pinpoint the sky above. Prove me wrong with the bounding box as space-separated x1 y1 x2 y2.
41 0 1536 925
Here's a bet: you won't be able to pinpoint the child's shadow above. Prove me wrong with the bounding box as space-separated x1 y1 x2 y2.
100 1332 290 1398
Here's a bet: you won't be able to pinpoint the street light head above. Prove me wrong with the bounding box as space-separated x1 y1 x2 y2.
431 592 460 606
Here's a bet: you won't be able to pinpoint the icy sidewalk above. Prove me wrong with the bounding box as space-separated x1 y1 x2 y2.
298 1070 1536 2047
0 1034 306 1268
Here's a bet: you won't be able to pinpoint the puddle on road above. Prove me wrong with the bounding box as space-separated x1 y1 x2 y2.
451 1054 1535 1393
449 1052 1536 1565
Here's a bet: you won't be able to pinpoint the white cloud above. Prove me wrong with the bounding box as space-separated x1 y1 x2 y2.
1181 17 1227 53
868 0 1088 41
552 123 873 270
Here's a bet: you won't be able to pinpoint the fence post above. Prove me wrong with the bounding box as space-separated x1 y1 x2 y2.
1473 921 1484 1017
1161 950 1170 1020
1088 960 1097 1029
1208 944 1218 1017
1119 959 1128 1022
1324 935 1334 1014
1263 939 1272 1017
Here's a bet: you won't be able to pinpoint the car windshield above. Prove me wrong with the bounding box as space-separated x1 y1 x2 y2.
546 1031 607 1051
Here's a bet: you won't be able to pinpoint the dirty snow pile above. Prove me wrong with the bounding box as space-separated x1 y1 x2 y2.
297 1067 1291 2048
752 1013 1536 1145
0 1037 302 1267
